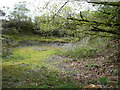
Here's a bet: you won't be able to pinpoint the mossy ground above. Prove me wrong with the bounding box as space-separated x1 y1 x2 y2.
2 45 80 88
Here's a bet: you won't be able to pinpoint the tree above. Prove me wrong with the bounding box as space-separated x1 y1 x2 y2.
67 1 120 62
67 2 120 39
2 1 34 34
10 1 30 21
0 9 5 16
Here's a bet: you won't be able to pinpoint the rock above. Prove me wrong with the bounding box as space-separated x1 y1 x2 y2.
83 84 100 88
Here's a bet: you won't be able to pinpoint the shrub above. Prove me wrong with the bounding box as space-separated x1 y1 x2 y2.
60 37 106 60
2 36 12 57
63 47 98 60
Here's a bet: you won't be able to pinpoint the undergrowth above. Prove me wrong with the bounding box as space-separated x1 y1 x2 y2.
60 37 107 61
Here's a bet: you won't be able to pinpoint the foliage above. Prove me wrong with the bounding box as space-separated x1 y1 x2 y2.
97 77 109 84
2 1 33 34
67 3 120 39
2 20 34 34
63 47 97 60
10 1 30 21
61 37 107 60
0 9 5 16
34 15 70 37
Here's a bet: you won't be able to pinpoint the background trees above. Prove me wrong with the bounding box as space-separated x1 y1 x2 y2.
10 1 30 21
2 1 33 34
2 1 120 59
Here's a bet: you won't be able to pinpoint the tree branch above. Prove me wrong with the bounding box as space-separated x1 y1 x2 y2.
56 0 68 15
43 1 50 9
90 26 120 35
48 0 69 22
88 2 120 6
67 17 120 27
83 32 120 39
80 11 84 20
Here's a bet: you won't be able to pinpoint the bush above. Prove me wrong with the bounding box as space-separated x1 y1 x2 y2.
2 27 20 34
2 19 34 34
63 47 98 60
2 35 12 57
60 37 106 60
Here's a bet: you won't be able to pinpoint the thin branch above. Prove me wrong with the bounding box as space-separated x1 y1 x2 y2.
80 11 84 20
90 26 120 35
56 0 69 15
43 1 50 9
49 0 69 22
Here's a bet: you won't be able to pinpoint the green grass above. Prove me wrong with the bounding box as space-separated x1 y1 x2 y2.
2 35 114 88
3 46 61 70
2 45 79 88
2 34 81 88
3 34 79 43
2 34 79 58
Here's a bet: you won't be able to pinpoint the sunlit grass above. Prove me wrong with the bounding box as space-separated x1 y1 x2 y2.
3 46 60 65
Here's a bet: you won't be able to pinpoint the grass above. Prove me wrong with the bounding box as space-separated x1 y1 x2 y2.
2 35 118 88
2 34 79 58
3 34 79 43
2 45 80 88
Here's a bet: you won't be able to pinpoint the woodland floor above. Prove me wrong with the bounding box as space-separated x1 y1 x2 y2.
2 36 119 88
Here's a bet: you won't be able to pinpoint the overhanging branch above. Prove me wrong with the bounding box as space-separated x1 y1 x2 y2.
90 26 120 35
67 17 120 27
88 2 120 6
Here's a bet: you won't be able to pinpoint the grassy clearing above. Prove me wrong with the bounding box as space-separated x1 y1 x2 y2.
2 34 80 58
2 36 118 88
2 34 79 57
2 45 80 88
